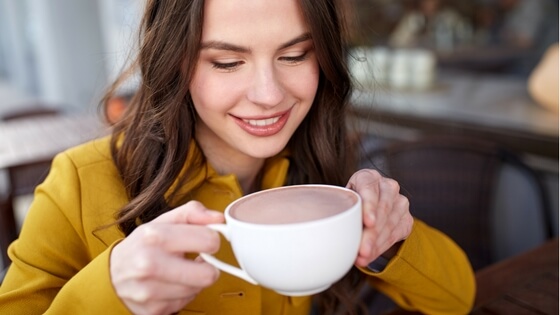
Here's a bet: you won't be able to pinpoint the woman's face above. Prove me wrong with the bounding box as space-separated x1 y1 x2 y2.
190 0 319 161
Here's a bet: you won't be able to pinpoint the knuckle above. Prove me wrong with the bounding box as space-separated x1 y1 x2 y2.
383 178 400 192
197 265 219 287
134 255 157 278
399 214 414 238
130 287 152 303
176 200 204 222
138 225 162 246
397 194 410 208
352 169 380 183
179 200 209 223
204 230 221 253
186 200 205 214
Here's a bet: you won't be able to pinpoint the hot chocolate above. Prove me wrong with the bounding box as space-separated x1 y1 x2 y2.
201 184 362 296
230 186 358 224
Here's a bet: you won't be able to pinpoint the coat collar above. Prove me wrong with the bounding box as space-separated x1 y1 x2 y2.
167 142 290 204
93 141 290 247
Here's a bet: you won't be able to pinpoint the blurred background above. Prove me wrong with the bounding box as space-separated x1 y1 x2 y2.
0 0 142 114
0 0 558 279
0 0 557 115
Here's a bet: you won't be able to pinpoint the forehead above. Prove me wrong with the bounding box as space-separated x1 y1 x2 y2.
201 0 309 45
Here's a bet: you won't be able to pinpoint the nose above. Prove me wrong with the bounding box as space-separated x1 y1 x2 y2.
246 65 284 108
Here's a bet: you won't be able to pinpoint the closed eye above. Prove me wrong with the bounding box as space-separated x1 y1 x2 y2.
279 52 309 65
212 61 244 72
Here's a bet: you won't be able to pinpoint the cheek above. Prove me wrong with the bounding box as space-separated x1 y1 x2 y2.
279 64 320 101
190 70 240 112
190 73 225 112
296 66 320 100
189 70 207 108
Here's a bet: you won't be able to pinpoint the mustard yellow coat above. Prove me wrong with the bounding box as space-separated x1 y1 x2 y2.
0 137 475 314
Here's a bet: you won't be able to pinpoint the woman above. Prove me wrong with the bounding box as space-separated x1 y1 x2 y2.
0 0 475 314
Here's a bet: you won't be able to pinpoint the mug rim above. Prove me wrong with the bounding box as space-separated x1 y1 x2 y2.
224 184 362 229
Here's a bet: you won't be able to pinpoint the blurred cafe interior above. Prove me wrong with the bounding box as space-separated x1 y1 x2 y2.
0 0 558 307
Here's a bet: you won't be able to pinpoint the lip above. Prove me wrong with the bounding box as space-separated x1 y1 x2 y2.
231 108 292 137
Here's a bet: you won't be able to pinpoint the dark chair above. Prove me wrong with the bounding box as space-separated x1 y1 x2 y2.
0 106 61 270
359 134 553 270
0 265 6 284
0 160 53 269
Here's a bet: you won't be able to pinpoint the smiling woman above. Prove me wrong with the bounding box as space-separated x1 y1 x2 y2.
0 1 475 314
191 1 319 178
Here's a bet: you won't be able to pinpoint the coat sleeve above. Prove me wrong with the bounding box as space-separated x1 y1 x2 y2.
361 220 476 315
0 152 131 314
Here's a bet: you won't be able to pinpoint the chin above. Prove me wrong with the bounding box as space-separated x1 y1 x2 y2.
241 141 288 159
247 147 284 159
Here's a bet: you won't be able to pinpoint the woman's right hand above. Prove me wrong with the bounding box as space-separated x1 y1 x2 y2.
110 201 225 315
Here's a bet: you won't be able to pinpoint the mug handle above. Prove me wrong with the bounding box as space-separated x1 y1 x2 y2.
199 224 258 285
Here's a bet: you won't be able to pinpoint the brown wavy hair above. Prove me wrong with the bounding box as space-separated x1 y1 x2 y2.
102 0 366 313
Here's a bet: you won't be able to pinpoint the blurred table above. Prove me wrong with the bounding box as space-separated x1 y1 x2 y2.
0 113 106 266
388 238 559 315
351 70 559 160
0 113 106 169
472 237 558 314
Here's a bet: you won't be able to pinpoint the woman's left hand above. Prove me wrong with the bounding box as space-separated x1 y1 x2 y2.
347 169 414 267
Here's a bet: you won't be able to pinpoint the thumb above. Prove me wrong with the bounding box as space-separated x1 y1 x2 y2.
152 200 224 225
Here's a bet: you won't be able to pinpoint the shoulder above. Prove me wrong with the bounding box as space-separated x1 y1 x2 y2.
42 135 126 230
61 136 114 170
47 136 120 189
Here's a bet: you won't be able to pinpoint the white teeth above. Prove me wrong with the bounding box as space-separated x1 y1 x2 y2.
243 116 280 126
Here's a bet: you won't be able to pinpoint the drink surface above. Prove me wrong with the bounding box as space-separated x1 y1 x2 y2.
230 186 357 224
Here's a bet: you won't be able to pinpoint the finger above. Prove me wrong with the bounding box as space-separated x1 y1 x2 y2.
152 200 224 225
360 188 380 228
356 200 412 267
371 178 400 228
356 229 376 266
134 223 221 254
377 178 400 213
130 253 220 288
382 194 412 243
356 227 390 266
124 296 194 315
347 170 383 226
118 279 202 303
347 169 383 189
393 196 413 241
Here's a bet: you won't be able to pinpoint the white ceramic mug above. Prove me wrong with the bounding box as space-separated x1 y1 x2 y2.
200 184 362 296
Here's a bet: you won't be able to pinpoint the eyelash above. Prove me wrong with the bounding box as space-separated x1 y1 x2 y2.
279 52 309 64
211 52 309 71
212 61 242 71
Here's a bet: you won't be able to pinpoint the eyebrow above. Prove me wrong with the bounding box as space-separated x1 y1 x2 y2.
200 32 312 53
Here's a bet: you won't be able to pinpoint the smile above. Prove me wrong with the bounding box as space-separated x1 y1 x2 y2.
232 108 292 137
242 116 281 126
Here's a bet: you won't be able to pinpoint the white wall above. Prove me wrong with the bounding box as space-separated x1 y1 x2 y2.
97 0 144 87
0 0 144 113
26 0 108 111
0 0 38 101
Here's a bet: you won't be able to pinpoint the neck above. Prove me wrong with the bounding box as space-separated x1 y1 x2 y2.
195 127 265 195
